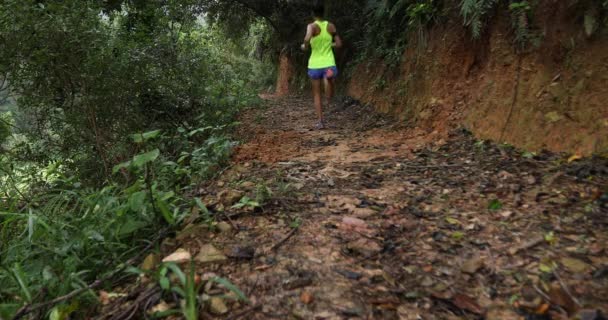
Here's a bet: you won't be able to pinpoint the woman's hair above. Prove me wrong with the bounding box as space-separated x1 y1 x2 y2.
312 2 324 17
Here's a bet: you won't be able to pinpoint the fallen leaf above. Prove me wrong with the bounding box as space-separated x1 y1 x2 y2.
560 257 590 273
209 297 228 315
568 154 583 163
452 293 483 315
99 291 110 305
548 282 578 314
461 257 484 274
141 253 160 271
300 291 314 304
149 301 171 314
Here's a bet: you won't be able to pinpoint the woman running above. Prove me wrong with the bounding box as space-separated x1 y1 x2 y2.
301 3 342 130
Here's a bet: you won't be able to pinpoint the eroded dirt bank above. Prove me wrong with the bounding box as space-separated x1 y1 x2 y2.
102 96 607 319
345 2 608 156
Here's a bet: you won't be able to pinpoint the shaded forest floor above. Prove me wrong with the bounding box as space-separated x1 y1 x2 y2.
103 96 607 319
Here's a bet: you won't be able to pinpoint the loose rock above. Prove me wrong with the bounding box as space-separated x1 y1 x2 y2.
162 248 191 263
195 244 227 264
209 297 228 315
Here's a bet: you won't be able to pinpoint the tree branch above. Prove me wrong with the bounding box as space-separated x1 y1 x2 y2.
228 0 281 34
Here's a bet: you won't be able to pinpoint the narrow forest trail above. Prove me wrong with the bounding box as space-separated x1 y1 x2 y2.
118 96 607 319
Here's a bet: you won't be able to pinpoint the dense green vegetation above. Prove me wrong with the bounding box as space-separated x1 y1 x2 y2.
0 0 270 318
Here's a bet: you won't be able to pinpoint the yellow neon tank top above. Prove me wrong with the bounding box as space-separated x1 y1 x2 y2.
308 20 336 69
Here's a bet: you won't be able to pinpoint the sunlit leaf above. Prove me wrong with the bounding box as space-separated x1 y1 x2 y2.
132 149 160 168
131 130 161 143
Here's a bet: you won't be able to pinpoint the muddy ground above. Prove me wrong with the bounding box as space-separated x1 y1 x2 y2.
101 96 607 320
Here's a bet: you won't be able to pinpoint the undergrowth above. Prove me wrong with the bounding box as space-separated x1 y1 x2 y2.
0 1 266 318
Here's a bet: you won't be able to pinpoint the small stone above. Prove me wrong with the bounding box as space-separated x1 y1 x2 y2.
499 210 514 218
461 257 484 274
420 276 435 287
216 221 232 233
347 238 381 256
162 248 191 263
526 175 537 185
209 297 228 315
218 189 244 206
339 216 369 232
141 253 160 271
148 301 171 314
240 181 256 190
195 244 227 264
300 291 314 304
352 207 377 218
230 246 255 260
575 309 606 320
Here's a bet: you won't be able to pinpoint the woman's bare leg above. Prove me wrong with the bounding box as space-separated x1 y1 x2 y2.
325 78 335 105
312 79 323 124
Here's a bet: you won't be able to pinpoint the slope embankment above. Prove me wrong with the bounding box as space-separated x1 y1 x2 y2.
347 2 607 156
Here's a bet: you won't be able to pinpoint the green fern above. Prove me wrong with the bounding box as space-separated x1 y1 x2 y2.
460 0 499 39
509 1 532 50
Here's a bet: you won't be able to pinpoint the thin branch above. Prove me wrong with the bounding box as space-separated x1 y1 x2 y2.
554 270 583 308
268 226 298 252
229 0 281 34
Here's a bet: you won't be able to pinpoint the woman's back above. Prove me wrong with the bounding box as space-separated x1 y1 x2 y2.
308 20 336 69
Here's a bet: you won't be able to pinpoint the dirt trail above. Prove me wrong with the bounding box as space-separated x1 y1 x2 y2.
110 96 607 319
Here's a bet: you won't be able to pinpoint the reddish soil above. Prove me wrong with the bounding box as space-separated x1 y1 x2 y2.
102 96 607 320
346 3 608 156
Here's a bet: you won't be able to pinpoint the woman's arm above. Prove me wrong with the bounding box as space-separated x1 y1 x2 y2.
328 23 342 49
301 23 314 51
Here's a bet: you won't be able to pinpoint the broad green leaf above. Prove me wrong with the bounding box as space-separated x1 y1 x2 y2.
112 161 131 174
159 277 170 290
132 149 160 168
131 130 161 143
117 218 148 236
129 191 147 212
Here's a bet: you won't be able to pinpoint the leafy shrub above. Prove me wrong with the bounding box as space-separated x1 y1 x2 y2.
0 0 262 317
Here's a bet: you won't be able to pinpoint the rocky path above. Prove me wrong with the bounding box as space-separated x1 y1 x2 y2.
106 96 607 319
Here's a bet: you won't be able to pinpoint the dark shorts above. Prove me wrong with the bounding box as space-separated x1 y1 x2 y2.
308 66 338 80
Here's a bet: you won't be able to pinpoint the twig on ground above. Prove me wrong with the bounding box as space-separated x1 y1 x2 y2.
554 270 583 308
225 304 262 320
532 283 568 316
268 227 298 252
508 235 544 255
399 164 464 169
222 210 239 230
